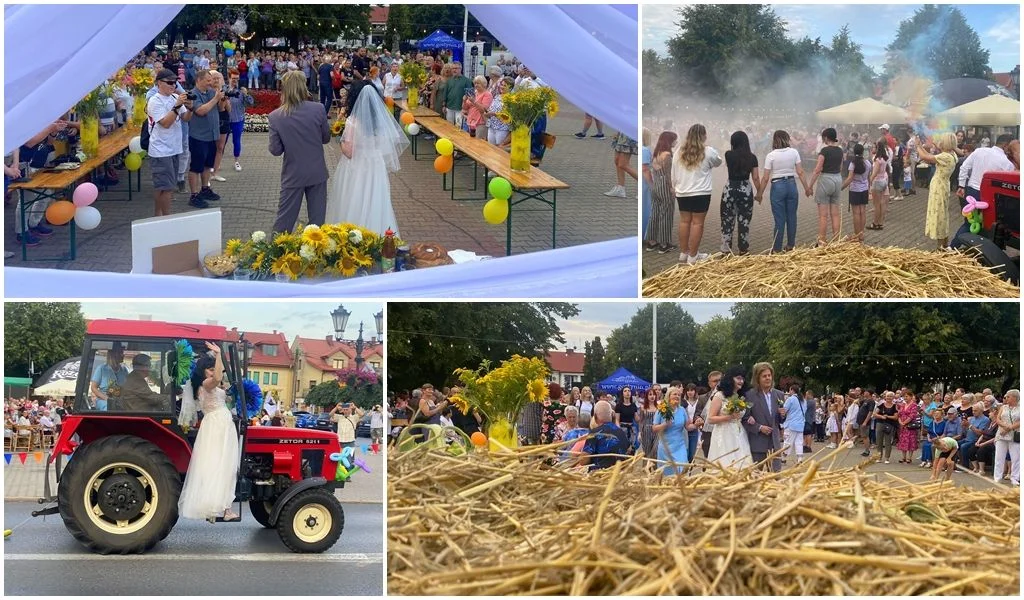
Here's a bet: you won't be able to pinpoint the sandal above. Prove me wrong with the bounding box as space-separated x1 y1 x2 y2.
866 223 883 230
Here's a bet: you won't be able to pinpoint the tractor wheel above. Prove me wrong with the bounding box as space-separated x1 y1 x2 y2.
58 435 181 554
956 232 1020 285
275 488 344 553
248 499 276 529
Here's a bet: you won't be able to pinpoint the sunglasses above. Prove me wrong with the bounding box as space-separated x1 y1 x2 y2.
160 79 177 84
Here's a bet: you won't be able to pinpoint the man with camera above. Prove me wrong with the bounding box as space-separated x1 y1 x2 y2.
185 69 224 209
329 401 364 449
147 69 194 216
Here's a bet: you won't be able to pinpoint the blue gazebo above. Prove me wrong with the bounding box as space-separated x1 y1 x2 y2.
416 29 463 64
595 367 650 395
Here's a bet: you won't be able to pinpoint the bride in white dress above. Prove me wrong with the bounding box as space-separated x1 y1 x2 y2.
178 342 241 521
326 83 409 234
706 366 754 469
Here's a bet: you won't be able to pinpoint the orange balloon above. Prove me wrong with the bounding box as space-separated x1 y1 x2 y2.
400 111 415 126
385 96 395 108
45 200 76 226
434 154 453 173
470 431 487 447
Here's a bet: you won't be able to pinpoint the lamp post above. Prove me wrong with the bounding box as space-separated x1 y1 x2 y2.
330 305 384 372
239 333 254 377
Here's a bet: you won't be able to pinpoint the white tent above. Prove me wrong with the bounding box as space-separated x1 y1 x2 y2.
936 95 1022 127
816 98 909 125
33 379 78 397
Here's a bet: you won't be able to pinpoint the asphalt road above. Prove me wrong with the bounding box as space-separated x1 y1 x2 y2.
3 500 383 596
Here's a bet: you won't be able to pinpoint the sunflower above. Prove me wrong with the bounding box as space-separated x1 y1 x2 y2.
273 231 299 247
404 76 412 83
331 119 345 136
547 100 559 117
336 254 358 277
252 252 265 270
450 395 470 414
496 110 512 124
271 252 302 280
351 249 373 267
301 226 328 250
225 238 242 256
527 379 548 402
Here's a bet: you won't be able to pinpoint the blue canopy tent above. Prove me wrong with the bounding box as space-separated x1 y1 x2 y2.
595 367 650 395
417 29 463 64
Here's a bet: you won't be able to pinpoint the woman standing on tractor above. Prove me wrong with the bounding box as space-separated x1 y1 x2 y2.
178 342 241 522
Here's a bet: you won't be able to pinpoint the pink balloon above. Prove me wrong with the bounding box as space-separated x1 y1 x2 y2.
72 182 98 207
962 196 977 216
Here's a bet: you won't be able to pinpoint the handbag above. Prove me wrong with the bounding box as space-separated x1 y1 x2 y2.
907 417 922 430
1014 431 1020 444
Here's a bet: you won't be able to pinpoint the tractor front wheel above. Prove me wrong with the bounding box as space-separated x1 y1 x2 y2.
248 499 276 529
275 488 344 553
58 435 181 554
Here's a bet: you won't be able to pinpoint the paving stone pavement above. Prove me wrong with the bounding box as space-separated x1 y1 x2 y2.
642 167 967 278
4 96 637 273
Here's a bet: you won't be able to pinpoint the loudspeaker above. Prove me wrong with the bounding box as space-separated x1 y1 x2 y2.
483 41 492 56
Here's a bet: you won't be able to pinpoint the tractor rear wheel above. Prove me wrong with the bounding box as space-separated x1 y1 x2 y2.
248 499 276 529
276 488 344 553
58 435 181 554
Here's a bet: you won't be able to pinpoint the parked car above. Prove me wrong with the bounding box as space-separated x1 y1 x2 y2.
314 413 335 432
356 414 371 439
292 411 316 429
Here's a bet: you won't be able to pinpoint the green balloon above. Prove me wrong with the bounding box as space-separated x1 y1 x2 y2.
124 152 143 171
970 221 981 234
488 177 513 201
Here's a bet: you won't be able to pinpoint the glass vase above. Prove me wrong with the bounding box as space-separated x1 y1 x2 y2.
486 415 518 452
80 116 100 159
132 94 147 128
509 125 531 173
407 88 419 110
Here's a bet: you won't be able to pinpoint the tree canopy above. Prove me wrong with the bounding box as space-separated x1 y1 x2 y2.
884 5 991 81
604 304 700 384
4 303 87 379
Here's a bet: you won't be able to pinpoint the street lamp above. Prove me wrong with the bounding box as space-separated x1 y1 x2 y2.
374 310 384 341
330 305 384 372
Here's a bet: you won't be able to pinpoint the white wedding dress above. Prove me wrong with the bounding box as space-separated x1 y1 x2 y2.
326 86 409 235
706 393 754 469
178 386 240 519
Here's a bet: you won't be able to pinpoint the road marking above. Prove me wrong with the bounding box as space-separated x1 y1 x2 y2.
4 553 383 563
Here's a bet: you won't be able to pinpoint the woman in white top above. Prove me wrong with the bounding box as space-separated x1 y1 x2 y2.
994 389 1020 486
671 124 722 265
758 130 810 252
867 140 891 231
383 61 405 101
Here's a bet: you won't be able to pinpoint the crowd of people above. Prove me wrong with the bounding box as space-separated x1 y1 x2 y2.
4 397 68 448
641 113 1020 260
390 367 1021 487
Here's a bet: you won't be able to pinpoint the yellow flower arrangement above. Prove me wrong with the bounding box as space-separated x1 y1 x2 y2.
225 239 242 256
454 355 551 425
398 61 427 89
271 252 303 280
301 226 329 250
527 379 549 402
130 68 155 95
500 86 558 129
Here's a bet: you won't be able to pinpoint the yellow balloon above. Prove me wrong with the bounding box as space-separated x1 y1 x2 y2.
435 138 454 157
124 152 143 171
483 198 509 224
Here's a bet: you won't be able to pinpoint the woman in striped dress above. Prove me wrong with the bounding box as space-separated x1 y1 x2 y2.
644 130 678 253
640 387 658 461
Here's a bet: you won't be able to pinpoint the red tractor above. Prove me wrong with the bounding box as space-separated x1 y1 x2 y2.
32 319 360 554
956 170 1020 285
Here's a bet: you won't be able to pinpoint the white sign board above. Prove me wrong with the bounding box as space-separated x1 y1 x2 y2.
130 208 222 275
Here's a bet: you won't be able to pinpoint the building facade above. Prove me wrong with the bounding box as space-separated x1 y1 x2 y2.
292 335 383 407
243 331 296 410
546 349 585 391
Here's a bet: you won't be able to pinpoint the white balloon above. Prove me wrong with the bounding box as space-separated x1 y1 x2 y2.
407 123 421 136
128 136 143 154
230 18 248 35
75 206 102 230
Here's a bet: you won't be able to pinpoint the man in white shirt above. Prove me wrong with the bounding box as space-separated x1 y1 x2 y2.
146 68 194 217
952 134 1016 247
330 402 364 448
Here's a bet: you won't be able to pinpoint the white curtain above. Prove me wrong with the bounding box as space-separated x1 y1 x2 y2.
4 4 184 153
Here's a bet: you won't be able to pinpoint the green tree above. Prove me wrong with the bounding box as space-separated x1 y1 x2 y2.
823 25 876 105
305 381 345 409
4 303 87 379
387 303 579 392
884 5 991 81
583 337 607 386
410 6 493 41
604 304 700 384
385 4 412 54
694 316 735 372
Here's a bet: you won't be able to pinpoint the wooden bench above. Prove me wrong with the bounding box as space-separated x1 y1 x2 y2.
412 115 569 256
8 126 142 262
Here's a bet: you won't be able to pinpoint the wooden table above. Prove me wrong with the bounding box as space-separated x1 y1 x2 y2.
8 126 141 261
413 116 570 256
394 100 442 161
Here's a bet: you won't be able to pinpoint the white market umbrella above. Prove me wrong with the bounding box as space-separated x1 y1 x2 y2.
33 379 78 397
816 97 909 125
937 95 1021 127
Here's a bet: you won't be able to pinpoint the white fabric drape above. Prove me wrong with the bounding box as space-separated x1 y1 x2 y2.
467 4 637 136
4 4 184 153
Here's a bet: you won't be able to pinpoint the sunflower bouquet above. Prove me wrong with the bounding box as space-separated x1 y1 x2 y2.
398 61 428 87
331 117 346 139
224 223 403 281
128 68 156 95
498 86 558 129
454 355 550 449
724 394 751 415
656 399 674 422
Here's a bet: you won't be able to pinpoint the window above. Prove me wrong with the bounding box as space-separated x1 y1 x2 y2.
370 361 380 371
81 338 174 414
251 371 259 382
332 358 346 369
271 372 279 385
263 372 270 385
263 345 278 357
309 380 316 390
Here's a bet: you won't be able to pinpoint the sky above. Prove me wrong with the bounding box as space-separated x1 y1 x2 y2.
80 301 384 342
555 302 735 351
642 4 1021 72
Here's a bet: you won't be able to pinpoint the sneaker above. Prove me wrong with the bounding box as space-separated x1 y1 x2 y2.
16 232 41 247
679 252 689 263
212 175 227 182
602 185 623 197
177 181 186 193
657 245 671 254
4 251 14 259
860 451 870 457
199 187 221 202
687 252 709 265
234 162 242 172
591 133 606 139
884 460 890 464
32 223 54 237
574 132 587 139
188 194 210 209
644 244 656 252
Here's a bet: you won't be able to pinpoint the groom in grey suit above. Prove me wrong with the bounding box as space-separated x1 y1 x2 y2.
742 362 784 472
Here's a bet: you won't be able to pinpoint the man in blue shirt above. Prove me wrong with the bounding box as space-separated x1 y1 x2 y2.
580 400 629 471
89 342 128 411
941 407 964 456
781 384 806 465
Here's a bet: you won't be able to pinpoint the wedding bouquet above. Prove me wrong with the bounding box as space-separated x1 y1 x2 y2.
656 399 674 421
398 61 428 87
331 118 346 139
723 394 750 415
498 86 559 129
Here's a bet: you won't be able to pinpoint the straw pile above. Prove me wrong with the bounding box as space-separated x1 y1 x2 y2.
642 242 1020 298
388 446 1020 596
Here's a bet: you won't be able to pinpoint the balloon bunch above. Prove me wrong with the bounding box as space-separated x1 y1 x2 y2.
962 195 989 234
331 447 371 482
433 137 454 174
126 136 147 172
223 40 238 57
45 182 102 230
483 177 513 224
400 111 420 137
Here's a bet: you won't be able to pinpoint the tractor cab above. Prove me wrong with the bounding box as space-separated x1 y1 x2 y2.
957 170 1020 285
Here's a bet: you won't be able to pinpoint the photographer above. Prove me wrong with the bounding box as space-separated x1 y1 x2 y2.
223 74 254 173
329 401 364 449
146 68 194 216
185 69 224 209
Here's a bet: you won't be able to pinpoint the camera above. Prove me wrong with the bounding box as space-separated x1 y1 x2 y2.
225 89 241 98
185 91 197 101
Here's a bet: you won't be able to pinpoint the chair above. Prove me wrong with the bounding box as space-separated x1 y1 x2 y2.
13 428 33 452
4 435 12 452
41 430 55 449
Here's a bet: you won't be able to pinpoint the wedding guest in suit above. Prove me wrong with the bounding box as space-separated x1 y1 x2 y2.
268 71 331 233
743 361 783 472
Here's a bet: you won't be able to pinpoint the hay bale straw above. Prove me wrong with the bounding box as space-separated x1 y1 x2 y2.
642 243 1020 298
387 446 1020 596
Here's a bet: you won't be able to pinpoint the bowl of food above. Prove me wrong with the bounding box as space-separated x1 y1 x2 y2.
203 252 238 278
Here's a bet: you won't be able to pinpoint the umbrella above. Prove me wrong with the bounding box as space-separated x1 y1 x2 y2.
936 95 1021 127
33 356 81 397
930 78 1016 110
33 379 78 397
816 98 909 125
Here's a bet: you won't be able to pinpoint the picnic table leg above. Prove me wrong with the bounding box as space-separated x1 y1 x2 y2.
551 189 557 250
506 195 513 257
19 189 27 261
483 168 489 200
70 215 76 260
450 157 457 202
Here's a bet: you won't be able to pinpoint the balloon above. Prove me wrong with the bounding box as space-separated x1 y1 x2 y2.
128 136 143 154
433 154 453 173
124 153 143 172
483 198 509 224
399 112 415 126
470 431 487 447
45 200 76 225
385 96 394 108
223 41 232 49
406 123 421 136
970 220 981 234
488 177 512 201
72 182 98 207
74 206 102 230
435 138 454 156
138 150 147 159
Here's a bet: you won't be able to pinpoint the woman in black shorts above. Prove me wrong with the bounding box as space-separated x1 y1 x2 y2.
671 124 722 265
210 71 231 183
840 143 871 241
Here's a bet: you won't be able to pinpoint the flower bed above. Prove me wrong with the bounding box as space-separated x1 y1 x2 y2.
249 89 280 115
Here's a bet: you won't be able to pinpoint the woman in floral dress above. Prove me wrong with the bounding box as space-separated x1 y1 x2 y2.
896 393 921 463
